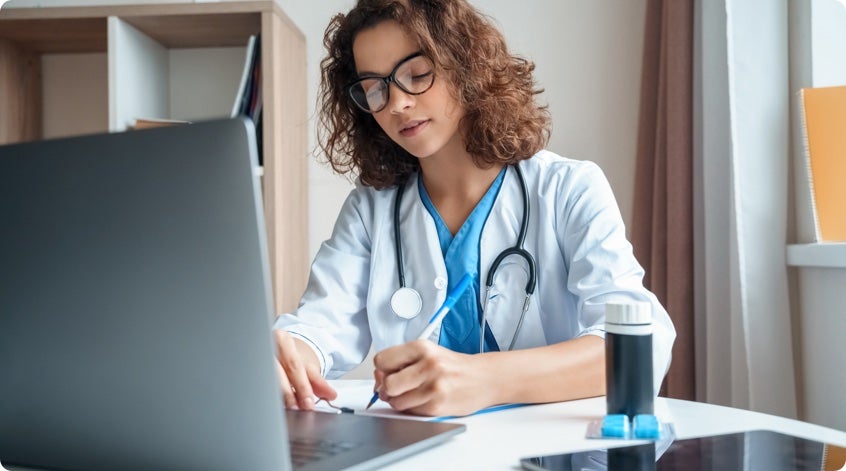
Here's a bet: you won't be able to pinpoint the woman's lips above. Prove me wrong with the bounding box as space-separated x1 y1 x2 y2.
399 120 429 137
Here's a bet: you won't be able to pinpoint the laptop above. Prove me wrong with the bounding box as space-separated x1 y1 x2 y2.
0 118 464 471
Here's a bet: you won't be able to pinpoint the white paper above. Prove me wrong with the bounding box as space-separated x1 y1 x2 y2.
314 380 436 422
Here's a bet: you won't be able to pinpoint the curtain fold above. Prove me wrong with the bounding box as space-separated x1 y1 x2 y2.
632 0 695 400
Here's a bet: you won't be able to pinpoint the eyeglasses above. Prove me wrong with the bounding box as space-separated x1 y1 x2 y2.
347 52 436 113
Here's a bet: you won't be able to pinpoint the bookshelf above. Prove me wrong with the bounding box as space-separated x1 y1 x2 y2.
0 1 309 315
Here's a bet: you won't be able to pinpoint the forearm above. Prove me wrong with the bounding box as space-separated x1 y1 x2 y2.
479 335 606 405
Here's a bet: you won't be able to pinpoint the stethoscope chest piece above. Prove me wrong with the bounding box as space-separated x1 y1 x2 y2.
390 287 423 319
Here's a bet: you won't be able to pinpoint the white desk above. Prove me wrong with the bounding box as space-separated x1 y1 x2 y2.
356 385 846 470
5 381 846 470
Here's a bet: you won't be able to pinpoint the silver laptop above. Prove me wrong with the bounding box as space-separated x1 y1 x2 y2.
0 119 464 471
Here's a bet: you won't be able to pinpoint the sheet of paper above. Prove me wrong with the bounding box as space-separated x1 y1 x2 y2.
313 380 436 421
314 379 529 422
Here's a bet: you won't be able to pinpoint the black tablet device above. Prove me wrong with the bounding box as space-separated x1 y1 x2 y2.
521 430 846 471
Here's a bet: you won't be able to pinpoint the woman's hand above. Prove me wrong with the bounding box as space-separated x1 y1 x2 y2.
273 329 337 410
372 340 495 417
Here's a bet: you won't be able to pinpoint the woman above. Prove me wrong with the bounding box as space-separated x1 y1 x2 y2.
274 0 675 417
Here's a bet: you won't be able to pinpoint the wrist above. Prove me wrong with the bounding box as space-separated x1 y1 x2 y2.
292 337 323 376
474 352 512 406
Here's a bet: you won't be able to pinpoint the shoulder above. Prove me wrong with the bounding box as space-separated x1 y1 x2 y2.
334 177 402 229
343 178 396 210
519 150 609 192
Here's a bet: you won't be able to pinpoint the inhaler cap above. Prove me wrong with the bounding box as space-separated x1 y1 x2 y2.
605 301 652 326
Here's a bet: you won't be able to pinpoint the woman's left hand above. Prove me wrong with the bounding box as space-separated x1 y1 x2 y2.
372 339 496 417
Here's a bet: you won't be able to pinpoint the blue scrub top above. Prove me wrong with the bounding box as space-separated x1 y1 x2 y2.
418 167 506 354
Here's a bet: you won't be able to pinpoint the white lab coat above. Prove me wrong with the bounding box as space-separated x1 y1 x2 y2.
275 150 675 393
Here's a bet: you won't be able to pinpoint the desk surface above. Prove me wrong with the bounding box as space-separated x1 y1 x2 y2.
351 381 846 470
5 380 846 470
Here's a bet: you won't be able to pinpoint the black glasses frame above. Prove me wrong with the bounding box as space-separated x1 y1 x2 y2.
346 52 435 113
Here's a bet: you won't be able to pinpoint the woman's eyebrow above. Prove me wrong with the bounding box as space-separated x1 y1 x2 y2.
355 51 424 78
355 69 382 78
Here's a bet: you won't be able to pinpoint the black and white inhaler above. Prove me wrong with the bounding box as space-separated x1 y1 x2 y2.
605 301 654 418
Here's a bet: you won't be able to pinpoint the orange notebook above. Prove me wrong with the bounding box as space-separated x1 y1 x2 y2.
799 85 846 242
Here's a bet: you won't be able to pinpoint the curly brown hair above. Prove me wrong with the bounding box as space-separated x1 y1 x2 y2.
318 0 551 189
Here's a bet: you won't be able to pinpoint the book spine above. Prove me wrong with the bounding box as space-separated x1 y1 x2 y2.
798 88 822 242
231 35 257 118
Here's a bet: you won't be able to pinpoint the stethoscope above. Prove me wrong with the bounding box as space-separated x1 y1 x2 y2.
389 165 537 352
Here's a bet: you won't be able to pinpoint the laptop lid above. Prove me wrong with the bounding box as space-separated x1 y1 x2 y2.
0 119 463 471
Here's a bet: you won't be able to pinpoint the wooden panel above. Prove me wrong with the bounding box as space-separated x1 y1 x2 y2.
0 18 107 53
42 53 109 139
0 38 41 144
122 13 260 48
262 10 308 314
0 1 272 20
0 2 268 50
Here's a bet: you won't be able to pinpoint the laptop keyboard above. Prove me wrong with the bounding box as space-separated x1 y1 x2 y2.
289 437 359 468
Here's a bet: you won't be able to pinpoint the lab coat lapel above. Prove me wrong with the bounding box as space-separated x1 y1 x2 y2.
399 174 447 343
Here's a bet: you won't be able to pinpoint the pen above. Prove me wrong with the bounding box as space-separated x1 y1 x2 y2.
366 273 473 410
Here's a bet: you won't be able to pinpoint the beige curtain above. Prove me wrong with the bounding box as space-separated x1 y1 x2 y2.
632 0 695 400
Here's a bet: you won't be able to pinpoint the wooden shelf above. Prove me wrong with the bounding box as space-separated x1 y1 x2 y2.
0 1 275 20
0 18 107 53
123 13 261 48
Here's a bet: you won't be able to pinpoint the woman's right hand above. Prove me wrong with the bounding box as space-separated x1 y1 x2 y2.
273 329 337 410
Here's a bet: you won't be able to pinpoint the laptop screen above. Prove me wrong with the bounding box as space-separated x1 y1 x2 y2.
0 119 290 470
0 119 463 471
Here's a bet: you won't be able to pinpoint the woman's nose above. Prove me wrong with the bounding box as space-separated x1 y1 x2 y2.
386 81 414 113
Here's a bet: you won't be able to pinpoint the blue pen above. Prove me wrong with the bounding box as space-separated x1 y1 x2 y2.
365 273 474 410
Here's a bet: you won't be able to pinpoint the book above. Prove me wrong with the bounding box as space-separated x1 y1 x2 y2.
798 85 846 242
130 118 190 130
231 35 260 119
231 34 263 166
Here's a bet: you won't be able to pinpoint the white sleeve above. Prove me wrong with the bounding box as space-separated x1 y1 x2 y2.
555 161 676 394
274 186 374 378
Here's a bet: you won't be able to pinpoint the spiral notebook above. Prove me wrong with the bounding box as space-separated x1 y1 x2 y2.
798 85 846 242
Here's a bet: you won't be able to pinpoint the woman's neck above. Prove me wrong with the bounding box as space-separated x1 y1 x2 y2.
418 143 504 235
418 131 500 199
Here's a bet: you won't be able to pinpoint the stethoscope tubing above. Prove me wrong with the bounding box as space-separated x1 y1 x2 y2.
393 164 538 352
394 181 408 289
